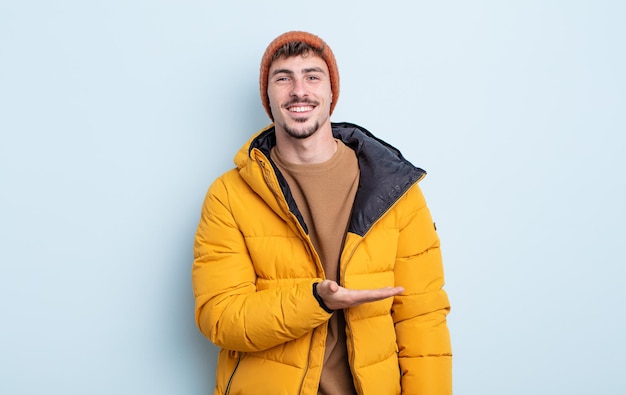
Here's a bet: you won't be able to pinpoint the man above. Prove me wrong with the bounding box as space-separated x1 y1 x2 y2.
192 31 452 395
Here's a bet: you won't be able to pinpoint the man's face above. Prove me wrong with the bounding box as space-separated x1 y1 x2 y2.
267 53 332 140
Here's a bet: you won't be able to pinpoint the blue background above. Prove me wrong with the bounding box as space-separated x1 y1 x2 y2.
1 1 624 393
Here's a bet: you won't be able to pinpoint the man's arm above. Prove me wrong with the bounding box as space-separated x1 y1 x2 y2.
192 177 331 352
392 184 452 394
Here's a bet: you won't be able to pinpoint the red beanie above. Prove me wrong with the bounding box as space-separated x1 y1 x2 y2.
259 31 340 120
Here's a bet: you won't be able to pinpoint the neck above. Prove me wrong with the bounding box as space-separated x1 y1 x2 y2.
274 122 336 165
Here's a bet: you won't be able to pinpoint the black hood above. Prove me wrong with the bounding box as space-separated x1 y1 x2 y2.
249 122 426 237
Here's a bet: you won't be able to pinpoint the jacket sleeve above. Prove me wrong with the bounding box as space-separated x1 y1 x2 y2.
192 176 331 352
392 184 452 394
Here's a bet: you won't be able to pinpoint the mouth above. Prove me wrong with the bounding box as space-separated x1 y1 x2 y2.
288 105 315 113
284 101 318 114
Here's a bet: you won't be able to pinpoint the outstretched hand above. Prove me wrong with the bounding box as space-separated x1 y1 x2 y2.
315 279 404 311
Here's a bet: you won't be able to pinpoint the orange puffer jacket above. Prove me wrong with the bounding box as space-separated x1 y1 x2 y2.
193 122 452 395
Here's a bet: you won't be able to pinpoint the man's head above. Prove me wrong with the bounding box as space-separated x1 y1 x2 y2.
260 31 340 121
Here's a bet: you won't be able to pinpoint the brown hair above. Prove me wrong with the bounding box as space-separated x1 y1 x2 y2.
271 42 324 63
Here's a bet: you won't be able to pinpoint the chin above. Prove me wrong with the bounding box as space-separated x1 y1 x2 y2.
281 120 320 140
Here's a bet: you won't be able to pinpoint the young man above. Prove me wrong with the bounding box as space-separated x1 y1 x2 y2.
193 31 452 395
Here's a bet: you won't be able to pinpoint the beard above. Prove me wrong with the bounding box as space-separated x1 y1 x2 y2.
280 118 321 140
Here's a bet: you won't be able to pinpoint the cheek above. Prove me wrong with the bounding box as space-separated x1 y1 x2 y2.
321 86 333 102
267 92 278 110
268 87 286 104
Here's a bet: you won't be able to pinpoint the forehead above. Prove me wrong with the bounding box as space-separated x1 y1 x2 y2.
269 53 329 74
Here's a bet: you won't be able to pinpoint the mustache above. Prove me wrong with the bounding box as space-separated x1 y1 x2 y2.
283 98 319 108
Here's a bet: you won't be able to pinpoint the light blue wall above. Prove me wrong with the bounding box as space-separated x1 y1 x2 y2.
1 1 624 394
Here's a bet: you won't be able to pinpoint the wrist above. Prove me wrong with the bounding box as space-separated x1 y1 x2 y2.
312 282 334 314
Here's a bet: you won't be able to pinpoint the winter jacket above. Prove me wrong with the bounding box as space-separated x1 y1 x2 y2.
192 122 452 395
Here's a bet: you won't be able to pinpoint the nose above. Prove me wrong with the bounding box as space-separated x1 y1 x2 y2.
290 78 308 98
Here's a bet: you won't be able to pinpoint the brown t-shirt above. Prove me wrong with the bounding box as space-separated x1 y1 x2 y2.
271 140 360 395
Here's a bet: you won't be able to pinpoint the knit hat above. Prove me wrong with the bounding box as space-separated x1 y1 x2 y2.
259 31 340 120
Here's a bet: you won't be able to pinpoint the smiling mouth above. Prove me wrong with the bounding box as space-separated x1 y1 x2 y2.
284 99 318 114
288 105 314 113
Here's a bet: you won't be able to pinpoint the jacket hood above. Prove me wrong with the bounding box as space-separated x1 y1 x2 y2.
234 122 426 237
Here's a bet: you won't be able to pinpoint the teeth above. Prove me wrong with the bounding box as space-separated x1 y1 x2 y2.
289 106 313 112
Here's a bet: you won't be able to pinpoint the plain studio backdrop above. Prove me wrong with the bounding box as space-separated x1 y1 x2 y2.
1 1 624 394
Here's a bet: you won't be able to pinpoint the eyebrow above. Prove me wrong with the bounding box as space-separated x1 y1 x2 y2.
270 67 326 77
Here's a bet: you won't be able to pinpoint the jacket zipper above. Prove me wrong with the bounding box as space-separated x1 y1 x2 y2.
224 353 242 395
293 207 323 395
340 242 364 395
296 333 318 395
258 153 325 275
257 152 337 395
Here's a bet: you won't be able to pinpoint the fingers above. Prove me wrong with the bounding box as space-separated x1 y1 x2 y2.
318 279 338 295
377 286 405 298
316 281 404 311
361 286 404 303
